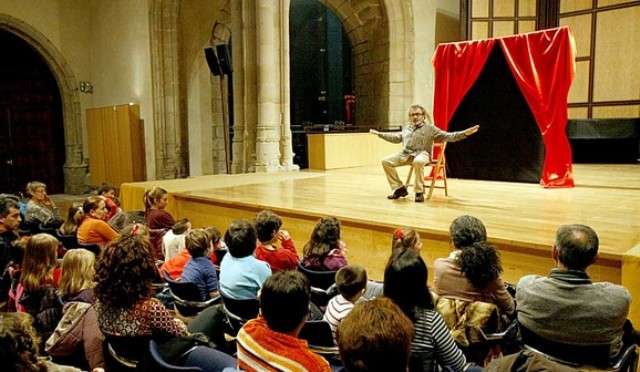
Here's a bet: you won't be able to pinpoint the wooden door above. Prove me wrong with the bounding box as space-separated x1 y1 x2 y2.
0 30 65 194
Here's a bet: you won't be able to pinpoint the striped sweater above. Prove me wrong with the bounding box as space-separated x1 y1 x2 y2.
322 294 354 344
411 307 468 372
237 317 331 372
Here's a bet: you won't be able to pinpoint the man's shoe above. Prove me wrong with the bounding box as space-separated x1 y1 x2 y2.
387 186 409 200
415 193 425 203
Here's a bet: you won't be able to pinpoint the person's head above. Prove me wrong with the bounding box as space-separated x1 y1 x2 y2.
59 249 95 297
407 104 432 125
553 224 599 271
383 249 433 319
20 234 59 292
0 312 42 371
82 195 107 221
98 183 116 199
120 223 151 240
204 226 222 248
95 235 157 308
335 265 367 302
254 210 282 244
449 215 487 249
337 297 414 372
186 229 211 258
25 181 47 202
0 194 22 232
224 219 258 258
60 202 83 234
303 216 341 265
143 186 168 210
172 218 191 235
260 271 310 336
391 227 422 253
456 241 502 290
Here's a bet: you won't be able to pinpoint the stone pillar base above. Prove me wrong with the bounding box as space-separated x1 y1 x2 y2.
63 164 89 195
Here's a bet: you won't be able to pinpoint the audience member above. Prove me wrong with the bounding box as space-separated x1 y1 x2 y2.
76 195 119 248
207 226 227 265
302 216 347 271
24 181 64 228
97 182 120 221
17 234 63 346
337 297 414 372
45 249 104 370
0 194 22 302
391 226 423 252
254 210 299 272
59 202 83 236
323 265 368 343
219 219 271 300
3 239 25 311
516 223 638 361
0 312 82 372
95 233 223 349
384 249 478 372
144 186 176 259
236 270 331 371
182 229 219 301
163 218 191 261
434 215 515 316
161 226 222 280
94 234 188 342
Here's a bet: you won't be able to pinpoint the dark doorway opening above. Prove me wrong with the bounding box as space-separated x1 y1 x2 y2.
0 30 65 194
289 0 353 168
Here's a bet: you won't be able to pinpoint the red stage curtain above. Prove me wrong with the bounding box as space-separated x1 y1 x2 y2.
432 27 576 187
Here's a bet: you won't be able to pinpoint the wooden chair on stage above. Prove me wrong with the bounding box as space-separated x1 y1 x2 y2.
405 142 448 200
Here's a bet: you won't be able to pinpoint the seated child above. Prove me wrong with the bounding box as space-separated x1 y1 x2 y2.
254 210 299 272
219 219 271 300
162 218 191 261
161 226 222 279
323 265 368 343
181 228 219 301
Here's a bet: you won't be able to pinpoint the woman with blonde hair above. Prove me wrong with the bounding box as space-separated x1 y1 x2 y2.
46 249 105 370
17 233 63 345
59 203 83 236
144 186 176 259
76 195 119 249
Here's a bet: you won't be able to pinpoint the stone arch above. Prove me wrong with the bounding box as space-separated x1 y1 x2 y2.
320 0 414 127
0 14 87 194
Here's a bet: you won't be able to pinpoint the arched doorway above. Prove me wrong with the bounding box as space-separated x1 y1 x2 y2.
0 30 65 194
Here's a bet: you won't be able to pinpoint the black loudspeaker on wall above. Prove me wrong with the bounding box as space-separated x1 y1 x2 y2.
216 44 233 75
204 47 222 76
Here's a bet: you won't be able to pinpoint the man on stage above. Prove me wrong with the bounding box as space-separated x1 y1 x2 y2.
370 104 479 202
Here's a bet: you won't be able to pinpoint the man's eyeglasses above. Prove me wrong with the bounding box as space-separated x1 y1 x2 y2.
410 113 423 117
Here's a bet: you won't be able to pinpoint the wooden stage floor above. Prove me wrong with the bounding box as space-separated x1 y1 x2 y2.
121 163 640 323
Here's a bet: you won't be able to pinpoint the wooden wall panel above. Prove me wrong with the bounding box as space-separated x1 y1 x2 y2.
86 104 145 188
560 0 592 13
592 105 640 118
593 7 640 102
560 14 592 57
568 61 590 104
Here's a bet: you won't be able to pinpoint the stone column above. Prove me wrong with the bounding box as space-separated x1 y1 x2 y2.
254 0 298 172
150 0 188 179
278 0 298 170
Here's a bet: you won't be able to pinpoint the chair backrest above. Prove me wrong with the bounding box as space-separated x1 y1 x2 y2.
296 262 337 290
38 223 58 236
298 320 335 348
77 241 101 256
106 335 152 369
163 273 205 302
148 340 203 372
519 323 611 368
219 290 259 323
55 229 80 249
